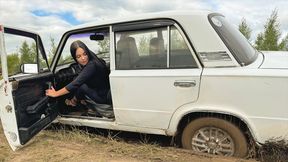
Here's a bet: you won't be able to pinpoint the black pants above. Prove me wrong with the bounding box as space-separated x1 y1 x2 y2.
75 84 107 104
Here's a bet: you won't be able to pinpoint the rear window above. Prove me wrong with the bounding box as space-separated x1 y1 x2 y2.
208 14 258 66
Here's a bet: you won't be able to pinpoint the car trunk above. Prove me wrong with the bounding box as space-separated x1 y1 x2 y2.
260 51 288 69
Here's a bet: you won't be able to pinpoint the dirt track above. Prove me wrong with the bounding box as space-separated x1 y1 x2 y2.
0 123 256 162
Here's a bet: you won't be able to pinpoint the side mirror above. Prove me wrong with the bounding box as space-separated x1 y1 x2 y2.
20 64 38 74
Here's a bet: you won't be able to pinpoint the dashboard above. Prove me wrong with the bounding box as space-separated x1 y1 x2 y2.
55 63 81 83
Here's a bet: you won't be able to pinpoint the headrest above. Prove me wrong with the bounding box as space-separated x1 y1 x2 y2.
149 37 165 55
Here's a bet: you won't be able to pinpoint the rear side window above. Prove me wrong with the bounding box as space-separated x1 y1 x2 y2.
114 21 198 70
209 14 258 66
170 26 198 68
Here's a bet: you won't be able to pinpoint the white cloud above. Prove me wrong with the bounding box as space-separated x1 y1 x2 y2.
0 0 287 52
0 0 74 53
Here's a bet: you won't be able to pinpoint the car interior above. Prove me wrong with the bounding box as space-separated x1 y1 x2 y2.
54 61 114 119
45 27 115 119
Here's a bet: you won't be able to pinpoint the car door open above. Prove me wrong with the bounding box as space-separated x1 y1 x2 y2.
0 25 57 150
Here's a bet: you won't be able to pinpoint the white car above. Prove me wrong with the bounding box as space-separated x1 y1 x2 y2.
1 10 288 157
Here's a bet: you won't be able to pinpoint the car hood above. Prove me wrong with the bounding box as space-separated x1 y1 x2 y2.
260 51 288 69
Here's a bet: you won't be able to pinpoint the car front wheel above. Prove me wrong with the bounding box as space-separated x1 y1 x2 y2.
181 117 248 157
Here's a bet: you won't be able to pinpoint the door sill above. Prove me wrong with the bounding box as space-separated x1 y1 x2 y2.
61 114 115 122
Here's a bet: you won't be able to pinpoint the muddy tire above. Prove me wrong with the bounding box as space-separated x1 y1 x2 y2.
181 117 247 157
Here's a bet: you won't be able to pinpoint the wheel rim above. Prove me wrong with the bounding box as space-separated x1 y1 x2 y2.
191 126 235 156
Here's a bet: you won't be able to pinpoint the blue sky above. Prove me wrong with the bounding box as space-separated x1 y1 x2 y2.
0 0 287 50
32 10 82 25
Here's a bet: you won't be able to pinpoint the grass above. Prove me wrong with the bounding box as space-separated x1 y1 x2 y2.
257 138 288 162
44 125 175 161
45 125 106 145
2 121 285 162
47 125 288 162
43 125 217 161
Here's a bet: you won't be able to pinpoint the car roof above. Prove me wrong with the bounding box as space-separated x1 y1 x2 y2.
68 10 214 31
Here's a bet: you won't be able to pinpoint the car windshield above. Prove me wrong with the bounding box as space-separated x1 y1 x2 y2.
58 30 110 66
209 14 258 66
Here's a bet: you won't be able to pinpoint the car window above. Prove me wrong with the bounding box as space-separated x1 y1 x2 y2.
59 28 110 65
170 26 198 68
3 33 48 76
209 14 258 66
115 24 198 70
115 27 168 69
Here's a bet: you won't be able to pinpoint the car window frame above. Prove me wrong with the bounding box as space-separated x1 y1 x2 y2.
208 13 258 66
3 27 49 77
51 26 111 72
113 19 201 70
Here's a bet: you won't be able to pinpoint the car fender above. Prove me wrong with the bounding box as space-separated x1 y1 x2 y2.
166 103 260 142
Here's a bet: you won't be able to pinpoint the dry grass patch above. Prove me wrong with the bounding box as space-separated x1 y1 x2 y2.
0 122 256 162
258 138 288 162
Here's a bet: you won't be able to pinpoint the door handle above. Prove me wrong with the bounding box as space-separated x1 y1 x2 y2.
46 82 52 89
174 80 196 87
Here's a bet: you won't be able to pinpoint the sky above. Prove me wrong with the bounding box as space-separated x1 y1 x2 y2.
0 0 288 52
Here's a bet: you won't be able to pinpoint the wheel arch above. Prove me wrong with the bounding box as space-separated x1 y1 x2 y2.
167 110 259 146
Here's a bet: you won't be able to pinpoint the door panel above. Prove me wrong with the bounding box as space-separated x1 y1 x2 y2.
12 73 57 144
111 69 201 129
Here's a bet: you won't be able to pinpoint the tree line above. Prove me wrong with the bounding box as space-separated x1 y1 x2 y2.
239 9 288 51
6 41 37 75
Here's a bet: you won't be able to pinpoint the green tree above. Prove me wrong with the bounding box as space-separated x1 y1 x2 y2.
98 38 109 53
20 41 36 64
171 28 187 49
7 53 20 75
48 36 57 64
98 37 110 59
279 35 288 50
31 42 37 58
255 9 287 51
238 18 252 41
138 36 149 55
255 33 264 49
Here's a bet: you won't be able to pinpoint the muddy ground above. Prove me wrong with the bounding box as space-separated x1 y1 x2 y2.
0 123 256 162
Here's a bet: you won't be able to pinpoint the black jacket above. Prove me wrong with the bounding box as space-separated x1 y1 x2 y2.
66 60 110 98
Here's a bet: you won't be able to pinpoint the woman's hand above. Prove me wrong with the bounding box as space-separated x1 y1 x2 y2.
46 86 58 97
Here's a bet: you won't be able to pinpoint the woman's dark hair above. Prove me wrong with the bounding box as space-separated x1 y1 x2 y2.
70 40 106 67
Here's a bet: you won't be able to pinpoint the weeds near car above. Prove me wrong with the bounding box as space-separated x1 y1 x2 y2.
45 124 288 161
46 124 105 144
258 138 288 162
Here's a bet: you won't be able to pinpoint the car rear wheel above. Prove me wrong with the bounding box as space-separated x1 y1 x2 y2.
181 117 248 157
